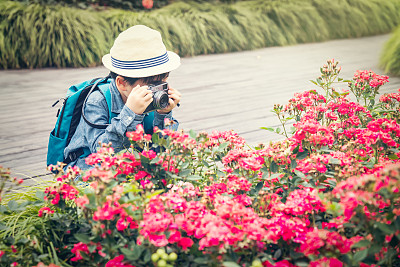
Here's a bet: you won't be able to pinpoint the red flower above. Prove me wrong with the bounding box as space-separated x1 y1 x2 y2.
126 124 145 141
177 237 194 250
75 196 89 208
134 170 151 180
142 0 153 9
309 257 343 267
71 242 90 262
106 255 136 267
38 207 54 217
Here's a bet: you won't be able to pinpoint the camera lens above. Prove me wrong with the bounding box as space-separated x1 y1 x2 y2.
153 91 169 109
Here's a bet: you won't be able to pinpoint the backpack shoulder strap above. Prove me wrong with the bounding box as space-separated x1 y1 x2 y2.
81 77 115 129
98 81 118 122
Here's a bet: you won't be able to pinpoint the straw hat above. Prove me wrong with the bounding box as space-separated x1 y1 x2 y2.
102 25 181 78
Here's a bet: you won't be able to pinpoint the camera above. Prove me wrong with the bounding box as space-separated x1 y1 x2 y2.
143 81 170 113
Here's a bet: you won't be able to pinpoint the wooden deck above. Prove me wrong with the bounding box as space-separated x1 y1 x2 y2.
1 34 400 184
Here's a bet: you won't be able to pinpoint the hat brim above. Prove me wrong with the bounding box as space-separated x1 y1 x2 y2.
102 51 181 78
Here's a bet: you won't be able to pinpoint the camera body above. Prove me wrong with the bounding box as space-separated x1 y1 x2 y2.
143 81 169 113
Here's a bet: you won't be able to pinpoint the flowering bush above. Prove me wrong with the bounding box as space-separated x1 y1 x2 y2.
1 60 400 266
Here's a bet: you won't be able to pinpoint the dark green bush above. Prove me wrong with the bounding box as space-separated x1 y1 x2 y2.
381 25 400 76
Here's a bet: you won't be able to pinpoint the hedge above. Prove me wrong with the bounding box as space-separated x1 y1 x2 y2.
381 25 400 76
1 0 400 69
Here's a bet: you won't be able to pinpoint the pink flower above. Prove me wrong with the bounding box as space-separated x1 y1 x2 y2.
142 0 153 10
75 196 89 208
71 242 90 262
177 237 194 250
126 124 145 141
168 230 182 243
148 234 168 247
309 257 343 267
106 255 136 267
135 170 151 180
38 207 54 217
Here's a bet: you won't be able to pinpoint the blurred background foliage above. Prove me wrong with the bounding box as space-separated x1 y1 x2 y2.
0 0 400 69
381 25 400 76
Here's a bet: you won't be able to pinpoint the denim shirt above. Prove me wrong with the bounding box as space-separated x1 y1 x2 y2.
64 79 178 170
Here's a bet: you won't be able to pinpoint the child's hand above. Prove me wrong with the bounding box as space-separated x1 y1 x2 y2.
157 87 181 114
126 85 153 115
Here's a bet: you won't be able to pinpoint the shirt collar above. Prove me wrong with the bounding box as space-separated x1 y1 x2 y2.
110 79 125 114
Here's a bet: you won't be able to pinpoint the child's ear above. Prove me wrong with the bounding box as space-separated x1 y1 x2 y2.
115 76 128 91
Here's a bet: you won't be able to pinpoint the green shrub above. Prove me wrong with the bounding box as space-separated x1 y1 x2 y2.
1 0 400 69
0 1 111 68
381 25 400 76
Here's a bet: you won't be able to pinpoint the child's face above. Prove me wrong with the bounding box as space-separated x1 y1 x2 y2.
126 76 169 95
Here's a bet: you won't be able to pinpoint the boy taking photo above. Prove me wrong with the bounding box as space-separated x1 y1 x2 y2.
62 25 181 170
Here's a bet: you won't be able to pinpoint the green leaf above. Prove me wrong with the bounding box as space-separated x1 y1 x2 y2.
7 200 18 211
352 240 371 249
35 190 46 201
143 249 151 263
375 222 393 234
150 157 160 164
74 233 91 244
180 161 190 169
260 127 276 132
274 249 282 259
0 222 8 231
16 238 30 245
353 249 368 263
189 129 197 139
329 157 341 165
179 168 192 177
270 161 278 173
294 170 305 178
223 262 241 267
146 189 164 199
218 142 229 151
187 175 202 181
194 257 209 264
202 160 210 168
263 173 281 180
0 205 8 214
151 133 159 144
290 159 298 170
388 154 399 160
255 181 263 192
121 247 142 261
296 151 309 160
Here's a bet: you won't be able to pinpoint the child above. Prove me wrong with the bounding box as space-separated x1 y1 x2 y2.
63 25 181 170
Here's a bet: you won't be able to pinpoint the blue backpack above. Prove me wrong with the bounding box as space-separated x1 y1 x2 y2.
47 76 154 167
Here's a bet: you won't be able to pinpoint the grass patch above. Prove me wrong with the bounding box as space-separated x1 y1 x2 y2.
381 25 400 76
1 0 400 69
